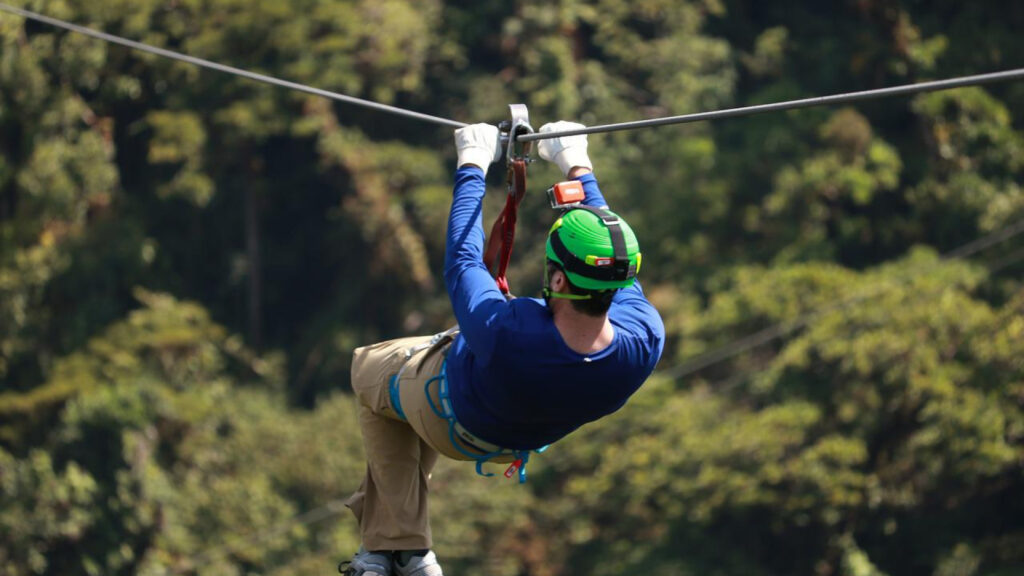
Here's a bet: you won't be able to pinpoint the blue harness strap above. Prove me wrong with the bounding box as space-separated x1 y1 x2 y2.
386 328 548 483
388 374 406 421
424 361 548 484
389 327 460 423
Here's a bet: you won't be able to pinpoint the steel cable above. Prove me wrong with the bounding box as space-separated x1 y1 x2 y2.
8 4 1024 143
518 68 1024 142
0 3 467 129
7 2 1024 573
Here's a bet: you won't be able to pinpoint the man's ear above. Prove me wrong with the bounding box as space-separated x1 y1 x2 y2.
550 268 567 291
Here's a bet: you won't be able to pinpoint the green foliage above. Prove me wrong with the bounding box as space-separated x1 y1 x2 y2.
909 88 1024 248
762 108 903 262
0 449 98 576
1 0 1024 575
146 111 214 206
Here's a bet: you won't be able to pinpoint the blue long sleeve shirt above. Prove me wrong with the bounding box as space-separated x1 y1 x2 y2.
444 166 665 450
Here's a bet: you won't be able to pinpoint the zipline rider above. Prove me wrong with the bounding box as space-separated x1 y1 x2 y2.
341 121 665 576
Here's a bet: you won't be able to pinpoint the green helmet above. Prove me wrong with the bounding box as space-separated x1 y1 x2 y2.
545 205 642 291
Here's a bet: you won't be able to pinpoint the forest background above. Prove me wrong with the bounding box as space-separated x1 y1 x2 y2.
1 0 1023 575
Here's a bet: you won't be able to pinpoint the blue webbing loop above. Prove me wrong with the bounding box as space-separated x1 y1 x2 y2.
517 451 530 483
475 460 494 478
424 362 451 420
388 374 407 421
425 361 541 483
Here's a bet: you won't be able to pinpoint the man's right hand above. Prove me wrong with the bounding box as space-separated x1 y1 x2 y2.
537 121 594 177
454 123 502 176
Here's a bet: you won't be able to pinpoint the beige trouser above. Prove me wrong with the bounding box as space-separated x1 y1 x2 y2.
345 333 512 550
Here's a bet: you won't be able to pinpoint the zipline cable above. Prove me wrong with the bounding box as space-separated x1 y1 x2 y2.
658 217 1024 381
9 1 1020 387
8 3 1024 142
8 0 1023 408
7 0 1023 563
0 2 467 129
518 67 1024 142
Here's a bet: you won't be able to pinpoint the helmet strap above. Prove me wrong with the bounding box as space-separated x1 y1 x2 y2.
542 288 592 301
548 205 635 283
543 263 592 302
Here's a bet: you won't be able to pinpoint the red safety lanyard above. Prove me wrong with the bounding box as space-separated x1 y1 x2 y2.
482 159 527 295
484 104 533 296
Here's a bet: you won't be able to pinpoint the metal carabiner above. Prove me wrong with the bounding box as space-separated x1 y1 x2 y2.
499 103 534 164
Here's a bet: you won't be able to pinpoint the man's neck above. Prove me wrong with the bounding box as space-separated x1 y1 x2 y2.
550 299 614 355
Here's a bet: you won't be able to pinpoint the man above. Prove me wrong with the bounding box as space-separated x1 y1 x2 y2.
341 121 665 576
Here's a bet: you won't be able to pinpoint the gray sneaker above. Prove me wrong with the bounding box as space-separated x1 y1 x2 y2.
394 550 444 576
339 546 393 576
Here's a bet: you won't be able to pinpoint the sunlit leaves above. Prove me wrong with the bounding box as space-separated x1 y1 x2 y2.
0 450 98 576
762 109 903 262
0 1 1023 575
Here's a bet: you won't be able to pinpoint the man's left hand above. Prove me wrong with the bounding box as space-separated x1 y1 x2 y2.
454 123 502 176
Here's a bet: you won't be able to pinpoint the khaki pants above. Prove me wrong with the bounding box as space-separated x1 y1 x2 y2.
345 333 511 550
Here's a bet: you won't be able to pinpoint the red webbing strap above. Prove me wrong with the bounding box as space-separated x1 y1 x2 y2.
482 159 527 295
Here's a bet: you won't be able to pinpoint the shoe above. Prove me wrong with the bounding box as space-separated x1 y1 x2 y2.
339 546 393 576
394 550 444 576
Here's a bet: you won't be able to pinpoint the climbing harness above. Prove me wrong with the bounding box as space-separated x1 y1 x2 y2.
387 326 547 483
388 326 460 422
20 2 1024 565
424 361 548 484
483 104 534 296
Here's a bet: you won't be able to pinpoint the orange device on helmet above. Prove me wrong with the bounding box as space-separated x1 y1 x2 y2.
546 181 585 209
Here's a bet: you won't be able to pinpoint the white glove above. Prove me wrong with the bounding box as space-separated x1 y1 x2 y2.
537 121 593 176
454 123 502 175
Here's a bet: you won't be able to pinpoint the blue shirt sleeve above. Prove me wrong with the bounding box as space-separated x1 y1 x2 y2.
444 166 665 449
445 167 648 367
576 172 609 208
444 166 509 365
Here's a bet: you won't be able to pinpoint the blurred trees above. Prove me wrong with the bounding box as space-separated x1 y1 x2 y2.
1 0 1022 575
